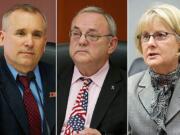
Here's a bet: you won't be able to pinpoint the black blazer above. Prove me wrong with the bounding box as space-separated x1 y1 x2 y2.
57 62 127 135
0 56 55 135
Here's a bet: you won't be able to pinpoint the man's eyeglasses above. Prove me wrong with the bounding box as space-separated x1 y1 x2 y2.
137 31 179 43
69 30 113 42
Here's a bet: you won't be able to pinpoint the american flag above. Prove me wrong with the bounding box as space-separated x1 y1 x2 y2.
64 78 92 135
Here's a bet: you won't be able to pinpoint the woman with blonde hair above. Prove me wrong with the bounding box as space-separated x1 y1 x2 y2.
128 3 180 135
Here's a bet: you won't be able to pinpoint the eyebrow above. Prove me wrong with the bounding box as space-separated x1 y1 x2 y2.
71 26 80 30
14 28 26 34
15 28 25 32
72 25 98 33
15 28 44 34
33 30 44 35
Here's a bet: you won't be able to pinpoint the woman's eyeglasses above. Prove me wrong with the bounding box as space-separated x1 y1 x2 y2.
137 31 179 43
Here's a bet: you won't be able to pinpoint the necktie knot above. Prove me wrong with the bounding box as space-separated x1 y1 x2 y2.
80 77 92 87
18 75 30 90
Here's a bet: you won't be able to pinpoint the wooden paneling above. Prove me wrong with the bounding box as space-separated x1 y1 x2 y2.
57 0 127 42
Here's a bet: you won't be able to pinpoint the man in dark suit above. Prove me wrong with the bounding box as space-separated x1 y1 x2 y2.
57 6 127 135
0 4 55 135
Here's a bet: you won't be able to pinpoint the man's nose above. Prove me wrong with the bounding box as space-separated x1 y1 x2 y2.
25 35 34 47
79 34 88 46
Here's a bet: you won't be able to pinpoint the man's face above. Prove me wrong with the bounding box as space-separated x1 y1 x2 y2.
69 12 117 68
0 10 47 73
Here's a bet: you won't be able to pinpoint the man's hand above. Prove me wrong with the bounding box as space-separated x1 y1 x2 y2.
75 128 102 135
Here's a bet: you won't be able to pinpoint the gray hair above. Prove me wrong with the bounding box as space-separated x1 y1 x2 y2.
2 4 47 32
73 6 117 36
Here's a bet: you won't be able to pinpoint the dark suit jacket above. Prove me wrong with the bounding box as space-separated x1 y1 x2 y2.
0 56 55 135
57 62 127 135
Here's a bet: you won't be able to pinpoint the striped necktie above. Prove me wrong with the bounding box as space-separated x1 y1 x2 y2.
64 77 92 135
18 75 41 135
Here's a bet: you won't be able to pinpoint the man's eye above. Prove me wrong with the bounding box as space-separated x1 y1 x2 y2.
33 33 42 38
86 34 99 41
72 32 81 36
87 34 100 39
88 34 97 38
16 31 25 36
32 31 43 38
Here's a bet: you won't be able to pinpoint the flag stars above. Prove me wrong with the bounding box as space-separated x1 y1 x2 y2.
64 78 92 134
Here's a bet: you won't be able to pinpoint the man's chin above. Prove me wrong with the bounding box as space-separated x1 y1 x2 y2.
73 55 91 62
74 59 91 66
19 59 36 67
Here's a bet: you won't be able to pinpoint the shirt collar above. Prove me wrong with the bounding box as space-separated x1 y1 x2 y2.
7 62 40 82
72 61 109 87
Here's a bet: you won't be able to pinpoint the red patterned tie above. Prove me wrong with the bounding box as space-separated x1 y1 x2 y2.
64 77 92 135
18 75 41 135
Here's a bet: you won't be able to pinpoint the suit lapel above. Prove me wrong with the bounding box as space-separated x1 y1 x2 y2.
0 57 29 134
90 66 121 128
138 70 155 116
166 78 180 123
138 70 180 125
39 62 56 133
57 65 74 134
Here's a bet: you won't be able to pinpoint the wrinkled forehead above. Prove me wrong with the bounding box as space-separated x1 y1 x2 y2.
71 12 109 31
4 9 47 32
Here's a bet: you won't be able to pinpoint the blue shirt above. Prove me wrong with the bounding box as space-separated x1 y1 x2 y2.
7 63 44 131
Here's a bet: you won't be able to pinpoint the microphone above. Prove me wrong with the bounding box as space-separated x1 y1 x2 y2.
27 71 50 135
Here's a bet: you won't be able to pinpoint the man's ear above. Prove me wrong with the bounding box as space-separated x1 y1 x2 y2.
0 30 5 46
108 36 118 54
